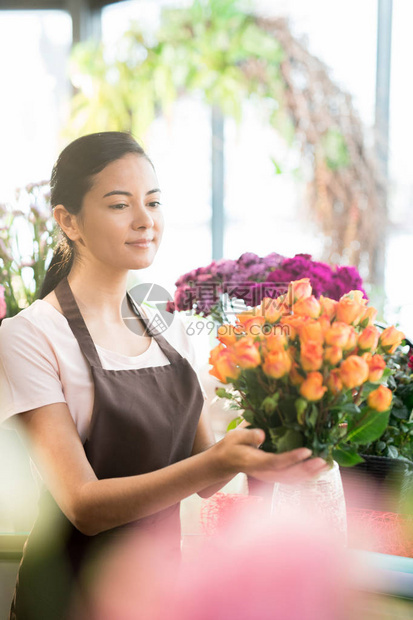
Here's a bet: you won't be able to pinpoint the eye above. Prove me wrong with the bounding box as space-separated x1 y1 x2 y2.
147 201 162 208
109 203 129 210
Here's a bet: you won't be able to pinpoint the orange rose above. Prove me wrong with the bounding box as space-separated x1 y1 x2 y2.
232 337 261 369
340 355 369 388
326 369 343 394
263 333 288 353
324 322 352 348
364 353 386 382
263 350 292 379
260 297 282 323
379 326 405 354
319 295 338 319
358 325 380 352
360 306 378 327
217 324 237 346
299 321 324 344
324 346 343 366
289 362 305 386
209 345 240 383
288 278 312 303
343 326 358 352
300 341 323 371
299 372 327 401
335 295 366 326
237 315 266 338
293 296 321 319
367 385 392 412
280 315 307 340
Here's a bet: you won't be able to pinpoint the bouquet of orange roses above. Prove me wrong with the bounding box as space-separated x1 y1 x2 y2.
209 278 405 466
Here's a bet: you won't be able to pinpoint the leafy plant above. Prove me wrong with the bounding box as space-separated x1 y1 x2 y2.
0 182 55 317
362 344 413 464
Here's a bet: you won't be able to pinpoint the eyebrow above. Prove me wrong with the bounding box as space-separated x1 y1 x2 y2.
103 188 161 198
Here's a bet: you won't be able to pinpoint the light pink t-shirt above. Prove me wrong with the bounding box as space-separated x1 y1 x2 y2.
0 299 206 441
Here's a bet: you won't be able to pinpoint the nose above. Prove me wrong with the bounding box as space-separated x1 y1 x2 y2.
131 201 154 230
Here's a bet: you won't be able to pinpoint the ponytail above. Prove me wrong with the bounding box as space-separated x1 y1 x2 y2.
39 236 74 299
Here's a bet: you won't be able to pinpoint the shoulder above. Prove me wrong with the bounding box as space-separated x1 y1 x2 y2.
0 300 67 356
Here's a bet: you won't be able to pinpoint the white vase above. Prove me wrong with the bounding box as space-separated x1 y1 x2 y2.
270 461 347 542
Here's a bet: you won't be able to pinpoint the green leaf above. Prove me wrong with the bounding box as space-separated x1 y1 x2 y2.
261 393 279 414
333 445 365 467
387 445 399 459
215 388 234 399
307 404 319 429
295 398 307 424
242 410 255 425
347 409 390 444
226 416 243 431
272 428 304 452
270 157 283 175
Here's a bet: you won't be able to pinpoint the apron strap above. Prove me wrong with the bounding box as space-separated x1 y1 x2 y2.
54 277 103 368
126 293 182 364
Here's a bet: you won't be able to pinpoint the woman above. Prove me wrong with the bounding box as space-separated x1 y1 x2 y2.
0 132 329 618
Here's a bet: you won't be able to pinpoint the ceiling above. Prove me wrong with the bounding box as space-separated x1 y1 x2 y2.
0 0 124 9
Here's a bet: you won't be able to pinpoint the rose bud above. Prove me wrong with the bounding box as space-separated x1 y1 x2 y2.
324 346 343 366
242 315 266 337
300 341 324 371
288 278 312 304
293 296 321 319
379 326 405 354
367 385 393 412
360 306 378 327
299 371 327 401
289 362 305 386
299 321 324 344
342 326 358 352
335 297 366 326
263 350 292 379
264 333 288 353
260 297 282 323
209 347 240 383
217 324 237 346
326 369 343 394
366 353 386 382
358 325 380 352
319 295 338 320
281 315 307 340
340 355 369 389
232 337 261 369
325 322 352 348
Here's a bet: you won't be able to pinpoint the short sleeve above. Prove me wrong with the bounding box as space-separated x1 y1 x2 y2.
0 315 66 426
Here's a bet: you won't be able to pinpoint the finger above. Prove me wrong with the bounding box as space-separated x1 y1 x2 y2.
233 428 265 448
271 447 313 468
275 458 330 484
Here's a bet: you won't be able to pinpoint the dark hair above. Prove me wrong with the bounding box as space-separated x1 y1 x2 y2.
39 132 148 298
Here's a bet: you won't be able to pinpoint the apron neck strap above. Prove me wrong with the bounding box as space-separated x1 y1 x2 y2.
126 293 181 364
54 277 103 368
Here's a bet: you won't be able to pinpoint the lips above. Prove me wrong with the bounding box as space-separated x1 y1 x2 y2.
126 239 153 247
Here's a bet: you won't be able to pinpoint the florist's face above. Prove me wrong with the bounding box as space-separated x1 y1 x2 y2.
74 153 163 272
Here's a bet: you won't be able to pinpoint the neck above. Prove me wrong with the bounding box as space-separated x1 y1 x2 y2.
67 263 130 323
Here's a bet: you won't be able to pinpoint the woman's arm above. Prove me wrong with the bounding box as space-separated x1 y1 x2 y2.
18 402 328 536
190 405 235 498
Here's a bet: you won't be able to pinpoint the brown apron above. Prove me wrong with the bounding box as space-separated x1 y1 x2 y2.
10 277 204 619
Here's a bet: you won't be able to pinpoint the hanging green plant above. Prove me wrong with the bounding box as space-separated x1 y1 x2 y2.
66 0 384 286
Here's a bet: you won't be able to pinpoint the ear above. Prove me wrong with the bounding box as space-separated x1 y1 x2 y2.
53 205 82 242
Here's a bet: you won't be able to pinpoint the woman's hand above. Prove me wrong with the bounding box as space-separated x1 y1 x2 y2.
212 427 329 484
